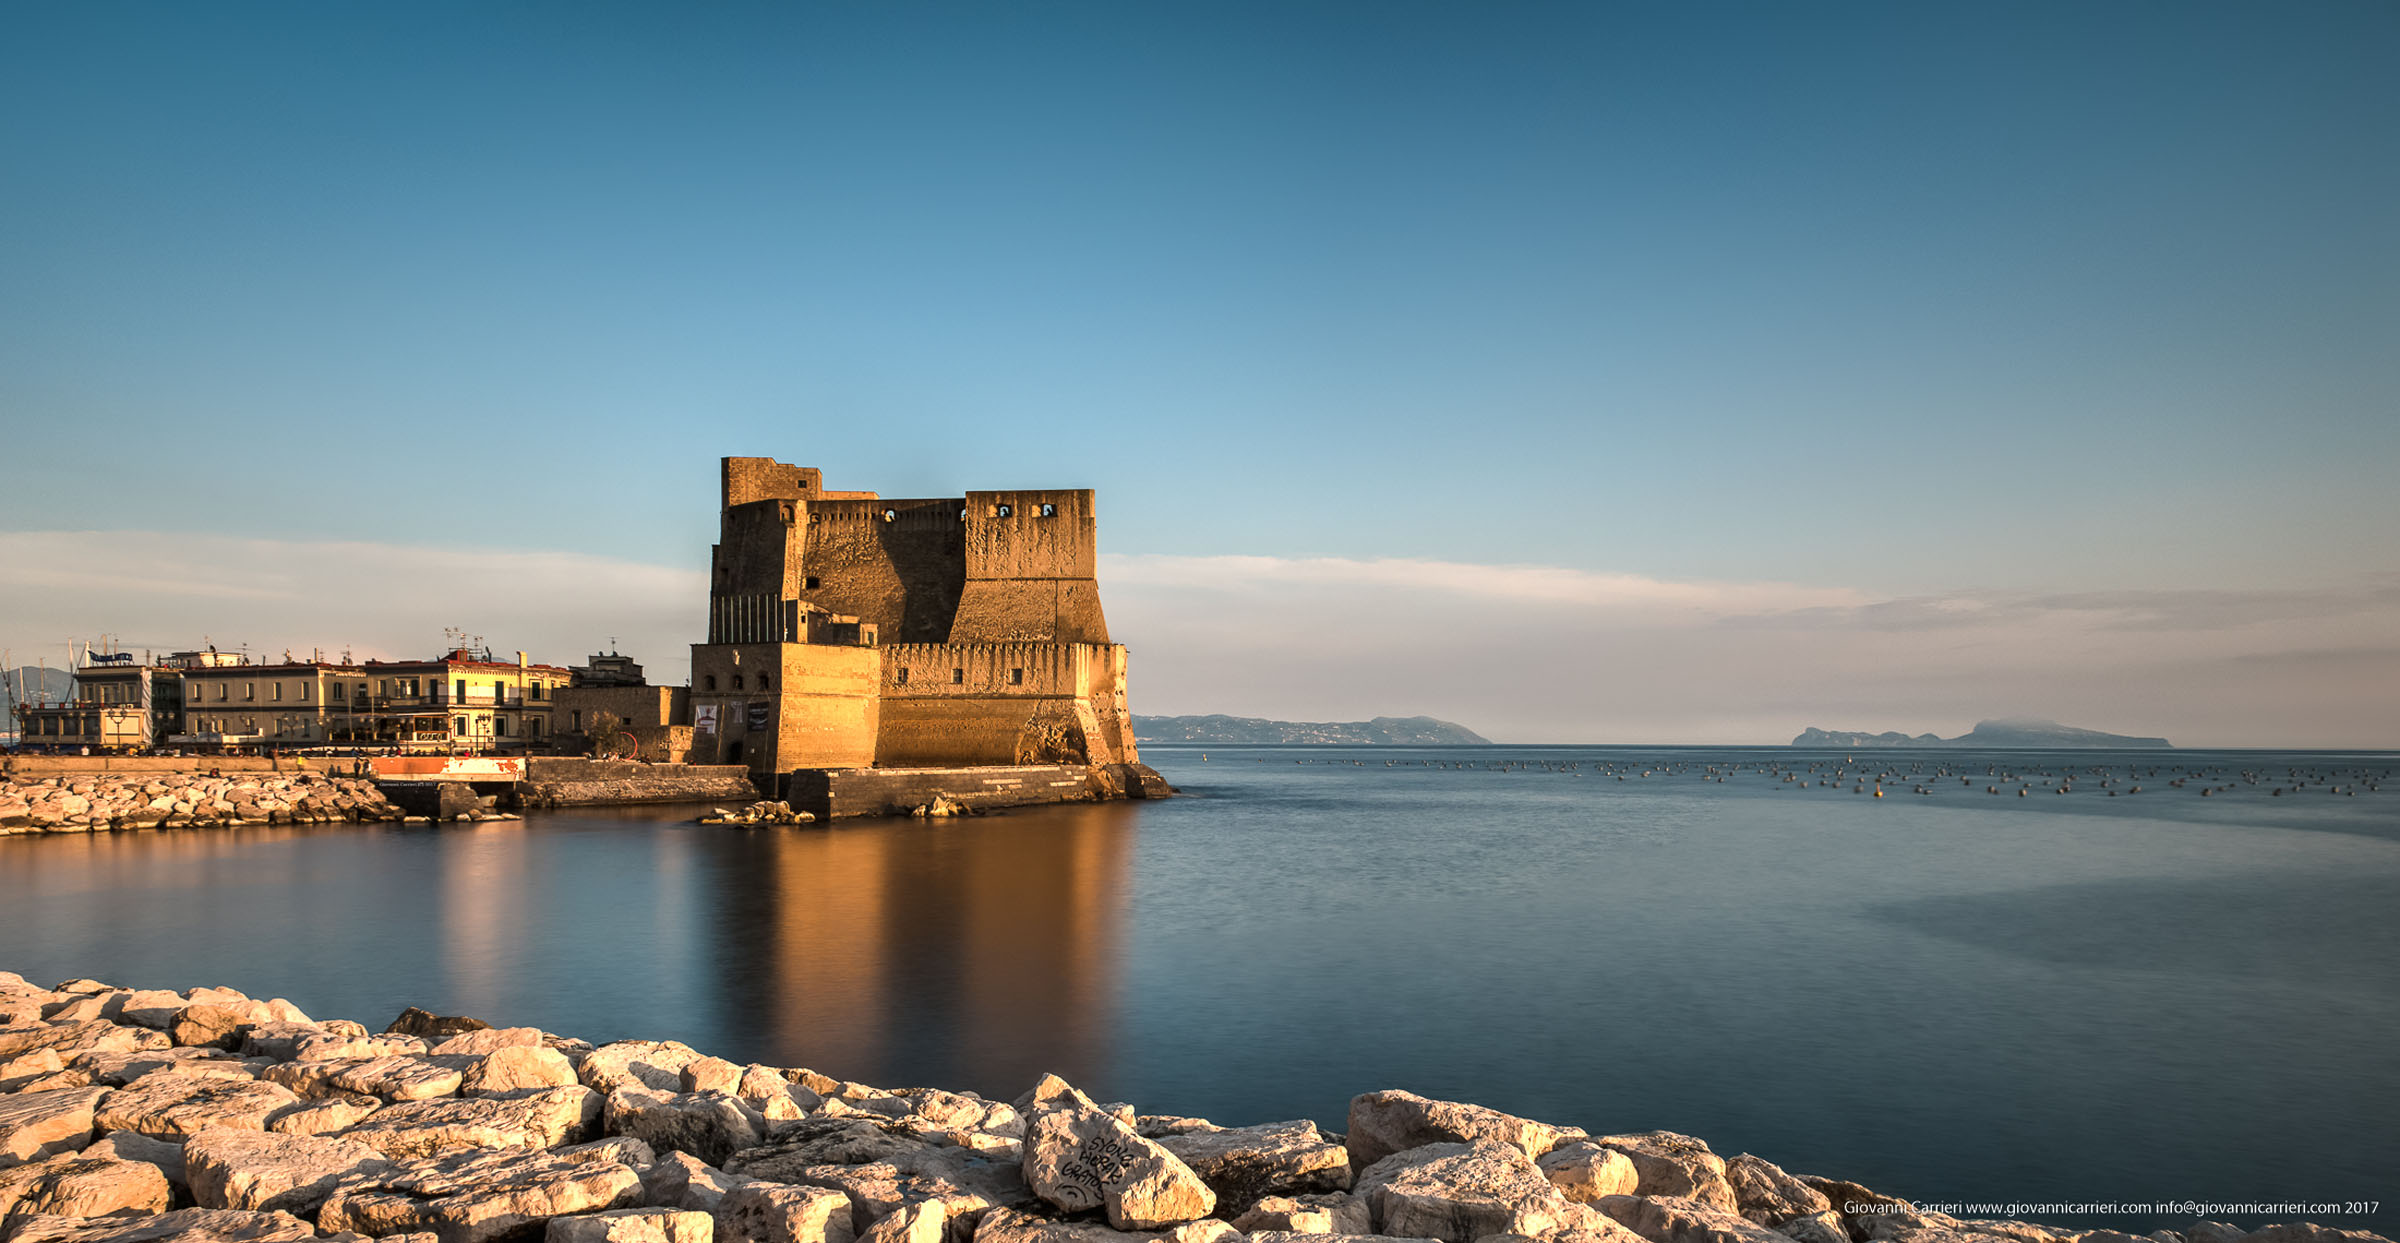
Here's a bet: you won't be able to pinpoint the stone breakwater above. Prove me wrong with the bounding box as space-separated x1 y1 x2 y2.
0 774 405 836
0 973 2386 1243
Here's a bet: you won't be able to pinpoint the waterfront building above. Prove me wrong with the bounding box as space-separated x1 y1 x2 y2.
555 649 692 761
174 648 572 752
11 648 214 751
689 457 1140 779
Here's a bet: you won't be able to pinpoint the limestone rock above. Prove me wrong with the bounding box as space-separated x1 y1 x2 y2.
385 1006 492 1040
644 1151 750 1212
112 993 192 1032
169 1003 269 1050
265 1092 383 1136
1589 1134 1738 1214
0 1205 322 1241
0 1022 165 1063
78 1050 265 1088
1723 1157 1831 1228
328 1054 467 1101
971 1206 1162 1243
469 1046 584 1096
318 1144 647 1243
1024 1105 1216 1231
1011 1075 1104 1120
1232 1192 1375 1234
92 1076 302 1140
1540 1144 1641 1205
288 1032 426 1063
583 1041 707 1095
2235 1227 2396 1243
724 1118 937 1178
606 1088 767 1166
258 1056 371 1100
765 1151 1033 1242
0 1086 109 1168
184 1127 391 1214
859 1200 948 1243
1779 1211 1851 1243
739 1066 823 1120
680 1057 744 1095
337 1085 603 1158
1154 1120 1351 1210
1242 1232 1446 1243
1344 1091 1561 1171
1351 1141 1570 1243
0 1154 173 1222
434 1027 548 1056
548 1207 719 1242
716 1180 857 1243
1599 1194 1796 1243
81 1132 188 1193
237 1024 331 1062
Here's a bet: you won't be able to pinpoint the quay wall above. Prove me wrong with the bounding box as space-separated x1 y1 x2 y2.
518 758 762 807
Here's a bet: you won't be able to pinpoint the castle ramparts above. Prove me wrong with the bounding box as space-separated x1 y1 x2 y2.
688 457 1160 806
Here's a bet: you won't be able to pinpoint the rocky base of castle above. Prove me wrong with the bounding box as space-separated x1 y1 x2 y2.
0 774 402 836
2 973 2385 1243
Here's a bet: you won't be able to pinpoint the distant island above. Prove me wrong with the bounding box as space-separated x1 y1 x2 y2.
1791 718 2172 749
1134 714 1491 745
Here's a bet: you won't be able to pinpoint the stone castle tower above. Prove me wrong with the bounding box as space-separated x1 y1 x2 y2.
689 457 1141 778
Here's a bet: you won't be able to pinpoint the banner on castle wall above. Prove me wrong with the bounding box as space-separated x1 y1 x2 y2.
746 701 772 731
694 704 718 734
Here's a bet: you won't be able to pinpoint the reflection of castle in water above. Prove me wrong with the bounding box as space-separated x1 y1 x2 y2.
710 800 1139 1097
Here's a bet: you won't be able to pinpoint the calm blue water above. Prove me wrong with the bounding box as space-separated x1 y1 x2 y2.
4 745 2395 1234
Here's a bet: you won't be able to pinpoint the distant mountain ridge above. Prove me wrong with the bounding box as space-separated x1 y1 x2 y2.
1792 718 2172 749
1134 714 1491 745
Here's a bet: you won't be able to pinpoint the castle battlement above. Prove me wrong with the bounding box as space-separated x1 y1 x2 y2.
690 458 1139 778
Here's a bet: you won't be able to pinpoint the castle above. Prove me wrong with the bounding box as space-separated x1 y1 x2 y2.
688 457 1146 787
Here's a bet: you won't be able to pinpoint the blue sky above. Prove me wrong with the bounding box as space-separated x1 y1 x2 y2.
3 3 2394 744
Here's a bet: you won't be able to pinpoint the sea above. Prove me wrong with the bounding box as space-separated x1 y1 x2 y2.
4 744 2395 1235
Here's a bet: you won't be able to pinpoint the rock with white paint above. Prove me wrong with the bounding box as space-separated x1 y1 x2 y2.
1022 1104 1215 1231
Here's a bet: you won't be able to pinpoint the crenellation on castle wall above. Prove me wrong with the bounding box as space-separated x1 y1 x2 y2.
691 457 1141 777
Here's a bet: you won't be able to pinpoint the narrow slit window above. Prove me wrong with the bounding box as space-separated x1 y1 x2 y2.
1010 668 1024 685
951 668 964 684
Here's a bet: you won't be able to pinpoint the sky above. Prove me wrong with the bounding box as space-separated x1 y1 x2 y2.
2 2 2394 746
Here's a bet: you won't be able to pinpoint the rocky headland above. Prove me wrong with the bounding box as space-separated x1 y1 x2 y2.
1790 720 2172 750
1 972 2384 1243
0 773 414 836
1133 717 1490 746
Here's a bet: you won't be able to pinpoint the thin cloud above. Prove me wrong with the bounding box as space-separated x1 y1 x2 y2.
1101 553 1864 614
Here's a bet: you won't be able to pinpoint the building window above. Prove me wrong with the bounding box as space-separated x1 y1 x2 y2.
571 710 582 730
803 576 820 589
895 668 909 685
530 683 544 701
456 679 467 701
951 668 964 684
455 716 469 733
217 685 227 700
272 683 282 701
758 675 771 690
530 717 545 737
495 716 510 737
332 683 345 702
1039 503 1056 517
995 503 1013 518
301 683 311 701
1011 668 1024 685
244 683 255 701
732 675 743 690
882 508 897 522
